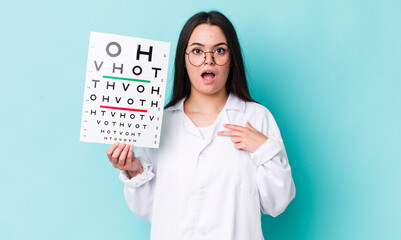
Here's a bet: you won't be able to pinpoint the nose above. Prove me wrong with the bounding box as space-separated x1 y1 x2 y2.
204 52 215 65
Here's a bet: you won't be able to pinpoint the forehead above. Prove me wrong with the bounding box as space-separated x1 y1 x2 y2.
187 24 227 47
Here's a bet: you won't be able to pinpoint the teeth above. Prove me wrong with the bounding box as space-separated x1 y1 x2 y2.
202 71 214 78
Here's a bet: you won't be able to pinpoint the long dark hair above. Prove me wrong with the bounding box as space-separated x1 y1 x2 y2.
165 11 254 109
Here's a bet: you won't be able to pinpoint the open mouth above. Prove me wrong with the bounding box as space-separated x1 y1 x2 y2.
201 71 216 81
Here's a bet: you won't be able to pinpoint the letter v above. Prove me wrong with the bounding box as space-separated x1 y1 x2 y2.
94 61 103 71
122 83 130 91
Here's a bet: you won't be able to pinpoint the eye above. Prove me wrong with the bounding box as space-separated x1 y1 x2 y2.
215 48 227 55
191 49 203 55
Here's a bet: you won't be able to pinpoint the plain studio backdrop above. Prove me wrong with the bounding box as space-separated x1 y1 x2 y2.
0 0 400 239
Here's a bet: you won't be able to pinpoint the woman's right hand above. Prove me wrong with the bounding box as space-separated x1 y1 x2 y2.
106 142 144 179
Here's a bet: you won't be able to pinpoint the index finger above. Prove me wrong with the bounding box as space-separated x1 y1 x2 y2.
106 142 119 157
223 124 247 131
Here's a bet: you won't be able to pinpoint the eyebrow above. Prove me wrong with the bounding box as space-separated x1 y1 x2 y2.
189 42 228 47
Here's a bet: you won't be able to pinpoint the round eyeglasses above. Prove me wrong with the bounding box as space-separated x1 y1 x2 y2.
185 48 231 66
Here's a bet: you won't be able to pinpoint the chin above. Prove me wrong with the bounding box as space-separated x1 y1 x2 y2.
192 85 226 97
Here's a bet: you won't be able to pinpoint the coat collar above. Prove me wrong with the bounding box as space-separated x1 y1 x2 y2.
165 93 246 142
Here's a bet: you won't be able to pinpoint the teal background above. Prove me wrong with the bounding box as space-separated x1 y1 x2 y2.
1 0 400 239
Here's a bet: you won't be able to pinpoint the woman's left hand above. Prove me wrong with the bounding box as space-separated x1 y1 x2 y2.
217 121 268 153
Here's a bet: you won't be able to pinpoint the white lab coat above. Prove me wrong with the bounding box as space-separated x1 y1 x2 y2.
119 93 295 240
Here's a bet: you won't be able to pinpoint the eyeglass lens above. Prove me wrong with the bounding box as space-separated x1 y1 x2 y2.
187 49 230 66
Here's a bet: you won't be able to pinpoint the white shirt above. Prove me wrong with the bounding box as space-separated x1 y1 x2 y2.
197 125 214 140
119 94 295 240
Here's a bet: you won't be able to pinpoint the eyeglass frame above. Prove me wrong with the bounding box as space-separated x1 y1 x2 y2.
185 48 231 67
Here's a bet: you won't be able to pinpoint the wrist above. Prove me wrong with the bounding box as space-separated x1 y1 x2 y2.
127 165 144 179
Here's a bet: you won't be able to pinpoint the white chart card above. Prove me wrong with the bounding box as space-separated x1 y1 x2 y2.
80 32 170 148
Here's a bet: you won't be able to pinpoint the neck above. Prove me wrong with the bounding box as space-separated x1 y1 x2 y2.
185 91 229 114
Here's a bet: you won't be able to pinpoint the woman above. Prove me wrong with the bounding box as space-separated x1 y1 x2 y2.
107 11 295 240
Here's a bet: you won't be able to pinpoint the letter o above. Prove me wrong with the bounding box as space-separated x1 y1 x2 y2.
132 65 142 75
130 114 135 119
90 94 97 101
137 85 145 93
106 42 121 57
127 98 134 105
104 121 109 126
135 124 140 129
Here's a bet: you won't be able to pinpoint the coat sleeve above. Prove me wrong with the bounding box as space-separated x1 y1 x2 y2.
250 108 296 217
119 147 156 222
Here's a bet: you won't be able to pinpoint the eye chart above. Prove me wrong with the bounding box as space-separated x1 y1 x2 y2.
80 32 170 148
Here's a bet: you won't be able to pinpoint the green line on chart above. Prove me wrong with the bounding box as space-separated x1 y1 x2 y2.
103 75 150 83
